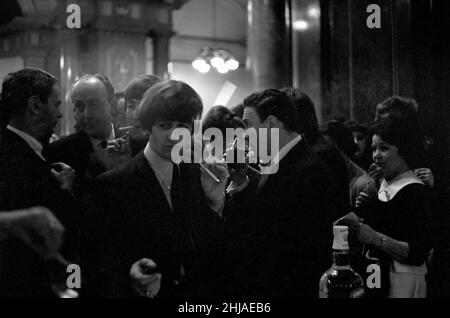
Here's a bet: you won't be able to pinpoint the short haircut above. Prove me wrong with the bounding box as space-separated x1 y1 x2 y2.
202 105 245 136
376 96 419 123
136 80 203 130
321 120 359 157
74 73 115 101
243 88 298 132
0 68 57 125
370 116 418 167
124 74 162 101
281 87 319 136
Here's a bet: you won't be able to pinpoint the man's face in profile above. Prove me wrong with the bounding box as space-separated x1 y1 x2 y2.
41 83 62 143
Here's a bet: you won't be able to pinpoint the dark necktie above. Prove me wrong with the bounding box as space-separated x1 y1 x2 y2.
171 163 182 213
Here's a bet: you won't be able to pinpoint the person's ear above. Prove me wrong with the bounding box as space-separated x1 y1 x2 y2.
109 97 118 116
266 115 280 129
27 96 43 116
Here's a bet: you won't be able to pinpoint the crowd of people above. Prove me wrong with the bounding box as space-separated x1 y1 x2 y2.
0 67 447 298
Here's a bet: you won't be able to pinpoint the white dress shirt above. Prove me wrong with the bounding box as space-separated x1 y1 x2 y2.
7 125 45 161
143 142 176 209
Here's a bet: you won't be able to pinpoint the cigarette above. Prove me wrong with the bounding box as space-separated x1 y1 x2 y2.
119 126 136 131
200 163 220 183
247 166 261 175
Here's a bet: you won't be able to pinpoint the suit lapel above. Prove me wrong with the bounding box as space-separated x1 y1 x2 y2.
134 152 173 213
257 141 304 194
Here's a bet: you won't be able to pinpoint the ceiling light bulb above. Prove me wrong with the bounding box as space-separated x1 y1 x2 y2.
192 58 207 70
211 56 225 68
293 20 309 31
225 58 239 71
217 64 229 74
198 63 211 73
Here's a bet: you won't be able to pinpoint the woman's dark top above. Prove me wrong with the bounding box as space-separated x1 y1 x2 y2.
359 183 433 297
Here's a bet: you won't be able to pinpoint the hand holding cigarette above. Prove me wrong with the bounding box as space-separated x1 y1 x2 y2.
200 158 229 213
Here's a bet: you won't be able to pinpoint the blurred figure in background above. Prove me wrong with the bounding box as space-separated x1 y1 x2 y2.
122 74 162 156
321 120 377 210
345 120 372 171
283 87 349 217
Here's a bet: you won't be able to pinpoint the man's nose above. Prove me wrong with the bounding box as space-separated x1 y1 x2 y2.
84 107 94 119
373 150 381 161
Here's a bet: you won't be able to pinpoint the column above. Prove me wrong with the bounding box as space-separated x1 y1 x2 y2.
150 29 173 79
247 0 292 90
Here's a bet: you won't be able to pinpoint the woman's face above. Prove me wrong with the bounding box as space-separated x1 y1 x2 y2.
372 134 408 180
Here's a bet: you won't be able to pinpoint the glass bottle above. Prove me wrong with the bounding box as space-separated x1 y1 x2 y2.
319 225 364 298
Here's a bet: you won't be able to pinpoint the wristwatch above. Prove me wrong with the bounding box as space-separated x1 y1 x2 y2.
379 234 388 248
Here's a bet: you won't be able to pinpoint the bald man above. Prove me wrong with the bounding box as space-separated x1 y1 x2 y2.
44 74 128 193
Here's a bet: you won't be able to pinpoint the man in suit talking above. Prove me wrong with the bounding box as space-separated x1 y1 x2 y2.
225 89 342 298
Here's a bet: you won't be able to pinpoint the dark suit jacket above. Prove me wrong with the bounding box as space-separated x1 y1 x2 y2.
225 140 341 298
44 130 99 189
44 129 143 195
0 129 79 297
83 152 223 298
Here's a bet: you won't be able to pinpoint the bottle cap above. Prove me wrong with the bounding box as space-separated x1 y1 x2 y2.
332 225 349 250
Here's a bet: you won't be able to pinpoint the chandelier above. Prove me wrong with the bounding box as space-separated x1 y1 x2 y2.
192 47 239 74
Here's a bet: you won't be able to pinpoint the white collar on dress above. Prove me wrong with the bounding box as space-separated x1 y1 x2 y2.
378 170 423 202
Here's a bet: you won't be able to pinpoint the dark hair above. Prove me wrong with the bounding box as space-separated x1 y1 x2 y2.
376 96 419 123
74 73 115 101
0 68 57 129
370 116 418 167
243 88 298 132
124 74 162 101
202 105 245 136
281 87 318 136
137 80 203 130
344 119 368 135
230 103 244 119
321 120 359 157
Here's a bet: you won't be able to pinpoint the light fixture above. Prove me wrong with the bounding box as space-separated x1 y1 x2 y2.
307 6 320 18
293 20 309 31
192 47 240 74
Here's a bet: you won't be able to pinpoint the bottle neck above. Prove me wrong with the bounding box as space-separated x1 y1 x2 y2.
332 249 351 268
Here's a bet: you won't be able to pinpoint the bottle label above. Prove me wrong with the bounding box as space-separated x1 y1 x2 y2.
332 225 349 250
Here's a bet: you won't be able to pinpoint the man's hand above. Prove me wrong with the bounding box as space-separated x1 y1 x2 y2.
103 135 132 170
415 168 435 188
0 207 65 261
91 136 132 172
130 259 162 298
355 189 372 209
50 162 76 191
200 158 230 213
